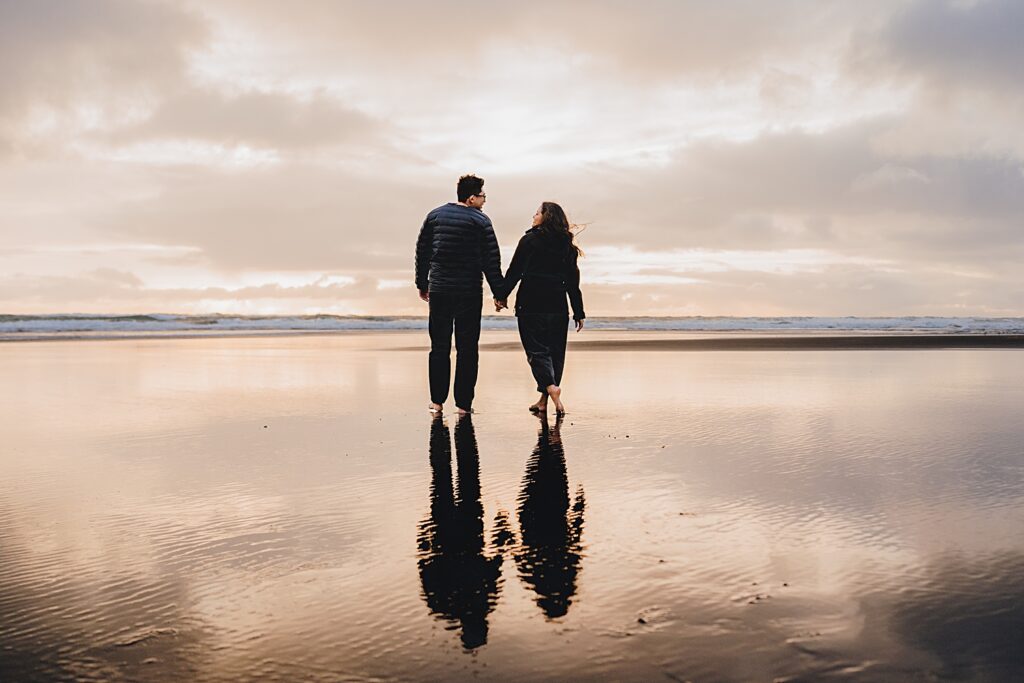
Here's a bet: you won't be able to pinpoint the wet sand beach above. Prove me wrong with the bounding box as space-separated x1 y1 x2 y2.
497 333 1024 351
1 332 1022 681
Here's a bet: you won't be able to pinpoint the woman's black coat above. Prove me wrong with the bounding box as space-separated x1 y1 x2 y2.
499 228 585 321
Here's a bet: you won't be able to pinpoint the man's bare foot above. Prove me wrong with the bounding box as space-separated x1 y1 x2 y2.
529 397 547 413
546 385 565 415
428 402 443 414
457 406 474 416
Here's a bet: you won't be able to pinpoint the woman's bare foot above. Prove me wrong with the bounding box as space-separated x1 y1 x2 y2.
529 397 547 413
546 385 565 415
428 402 443 414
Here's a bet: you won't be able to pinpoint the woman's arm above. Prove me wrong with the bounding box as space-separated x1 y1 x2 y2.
567 252 585 323
499 235 530 301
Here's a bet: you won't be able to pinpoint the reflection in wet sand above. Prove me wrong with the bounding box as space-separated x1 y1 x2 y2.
416 414 587 647
2 335 1023 680
515 416 585 620
880 551 1024 680
417 416 503 649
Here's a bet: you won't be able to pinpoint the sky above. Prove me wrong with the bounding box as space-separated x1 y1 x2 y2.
1 0 1022 317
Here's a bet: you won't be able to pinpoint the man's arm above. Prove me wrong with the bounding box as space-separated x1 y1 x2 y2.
414 214 433 297
480 219 504 298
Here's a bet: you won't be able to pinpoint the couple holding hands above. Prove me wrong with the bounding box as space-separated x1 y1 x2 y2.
415 174 585 417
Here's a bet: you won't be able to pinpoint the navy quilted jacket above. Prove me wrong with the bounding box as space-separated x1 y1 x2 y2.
415 203 503 295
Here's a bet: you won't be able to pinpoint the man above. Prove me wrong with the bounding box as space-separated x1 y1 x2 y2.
415 174 504 415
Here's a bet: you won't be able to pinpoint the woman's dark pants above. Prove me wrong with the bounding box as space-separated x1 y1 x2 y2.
517 314 569 393
429 292 483 409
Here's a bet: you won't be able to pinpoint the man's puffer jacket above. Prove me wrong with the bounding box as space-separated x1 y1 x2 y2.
415 203 503 295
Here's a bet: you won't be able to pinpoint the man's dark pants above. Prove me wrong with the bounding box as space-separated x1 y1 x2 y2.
517 314 569 393
428 291 483 409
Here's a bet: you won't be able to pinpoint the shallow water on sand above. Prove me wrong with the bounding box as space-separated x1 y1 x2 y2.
1 333 1022 682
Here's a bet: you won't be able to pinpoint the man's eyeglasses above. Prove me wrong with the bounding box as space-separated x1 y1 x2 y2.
475 193 487 199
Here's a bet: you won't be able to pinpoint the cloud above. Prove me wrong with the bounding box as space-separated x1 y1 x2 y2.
579 263 1024 317
5 115 1011 317
846 0 1024 158
568 121 1024 265
1 1 1022 315
107 88 380 151
0 270 142 305
527 1 885 81
0 2 396 162
6 112 1024 316
5 252 1023 317
201 0 886 81
0 269 394 315
96 163 448 271
0 0 205 119
864 0 1024 93
90 268 144 288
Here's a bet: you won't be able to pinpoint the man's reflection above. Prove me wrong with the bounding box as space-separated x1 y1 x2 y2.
417 416 503 649
515 415 586 619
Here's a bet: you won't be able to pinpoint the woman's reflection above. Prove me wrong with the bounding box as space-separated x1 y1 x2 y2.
417 416 503 649
515 415 586 619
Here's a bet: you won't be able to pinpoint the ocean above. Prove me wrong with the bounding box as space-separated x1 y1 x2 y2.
3 314 1024 340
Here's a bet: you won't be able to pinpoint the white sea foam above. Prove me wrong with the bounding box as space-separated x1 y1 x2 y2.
2 314 1024 339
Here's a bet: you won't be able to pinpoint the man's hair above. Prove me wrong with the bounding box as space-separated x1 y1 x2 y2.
457 174 485 202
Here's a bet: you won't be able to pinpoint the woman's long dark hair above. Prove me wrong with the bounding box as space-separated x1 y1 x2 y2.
536 202 584 258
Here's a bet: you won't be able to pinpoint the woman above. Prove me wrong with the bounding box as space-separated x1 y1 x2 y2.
497 202 585 415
